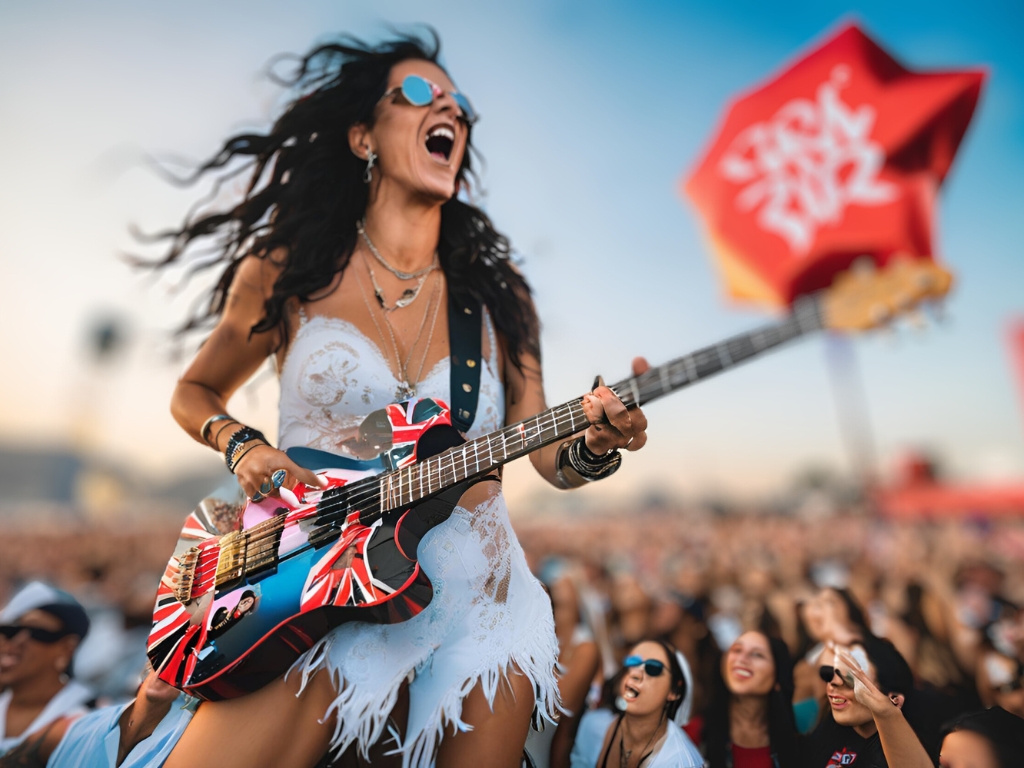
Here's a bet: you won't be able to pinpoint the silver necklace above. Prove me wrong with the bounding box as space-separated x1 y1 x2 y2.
357 219 438 281
368 264 430 313
356 258 443 401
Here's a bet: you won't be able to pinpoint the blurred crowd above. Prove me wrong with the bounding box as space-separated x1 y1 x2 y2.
2 507 1024 766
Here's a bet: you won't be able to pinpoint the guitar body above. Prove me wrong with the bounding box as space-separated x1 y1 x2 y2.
147 398 468 701
146 256 952 701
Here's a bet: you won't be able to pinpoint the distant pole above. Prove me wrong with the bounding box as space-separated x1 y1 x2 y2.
1008 317 1024 435
824 333 878 490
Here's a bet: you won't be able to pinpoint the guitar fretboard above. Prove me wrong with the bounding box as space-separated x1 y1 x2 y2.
374 295 823 512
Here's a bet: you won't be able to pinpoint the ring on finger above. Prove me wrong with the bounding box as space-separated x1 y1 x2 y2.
271 469 287 489
259 479 274 495
251 491 265 503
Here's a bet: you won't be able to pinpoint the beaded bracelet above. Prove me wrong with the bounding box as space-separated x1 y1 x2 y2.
555 437 621 487
224 426 268 473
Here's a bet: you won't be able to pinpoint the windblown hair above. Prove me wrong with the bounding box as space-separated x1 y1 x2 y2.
704 632 798 768
149 30 539 369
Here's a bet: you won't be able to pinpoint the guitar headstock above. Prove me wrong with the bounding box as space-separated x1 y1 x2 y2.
820 257 954 332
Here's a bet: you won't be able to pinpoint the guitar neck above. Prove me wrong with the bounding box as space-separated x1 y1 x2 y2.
378 295 824 510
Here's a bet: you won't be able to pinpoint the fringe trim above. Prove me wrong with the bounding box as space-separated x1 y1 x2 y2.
291 611 561 768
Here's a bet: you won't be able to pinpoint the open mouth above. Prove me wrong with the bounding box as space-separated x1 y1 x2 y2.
732 667 753 680
828 695 849 709
425 125 455 162
623 684 640 701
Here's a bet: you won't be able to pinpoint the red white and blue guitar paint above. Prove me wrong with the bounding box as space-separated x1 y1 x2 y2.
147 260 952 700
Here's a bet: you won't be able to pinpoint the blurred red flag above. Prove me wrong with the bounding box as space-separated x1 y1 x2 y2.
684 23 984 308
1009 319 1024 424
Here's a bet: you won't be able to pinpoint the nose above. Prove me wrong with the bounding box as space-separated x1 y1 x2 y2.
430 89 467 121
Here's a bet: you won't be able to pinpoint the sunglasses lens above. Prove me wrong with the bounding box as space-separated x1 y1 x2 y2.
401 75 434 107
644 661 666 677
818 665 835 683
623 655 642 669
0 625 18 639
452 92 477 124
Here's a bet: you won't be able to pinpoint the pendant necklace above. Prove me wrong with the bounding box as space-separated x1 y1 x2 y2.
368 264 431 312
356 256 443 401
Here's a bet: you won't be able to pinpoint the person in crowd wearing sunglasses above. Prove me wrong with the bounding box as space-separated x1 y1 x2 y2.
0 582 92 757
569 640 703 768
937 707 1024 768
700 630 799 768
800 636 932 768
0 666 197 768
151 28 649 768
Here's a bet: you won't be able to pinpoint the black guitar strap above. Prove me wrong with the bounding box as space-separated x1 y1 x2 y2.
448 293 482 433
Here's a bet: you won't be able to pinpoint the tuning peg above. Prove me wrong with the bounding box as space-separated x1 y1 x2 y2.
904 310 928 333
852 256 876 279
925 300 949 326
870 303 892 326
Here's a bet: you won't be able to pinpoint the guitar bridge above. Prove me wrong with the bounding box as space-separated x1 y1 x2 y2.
173 546 200 604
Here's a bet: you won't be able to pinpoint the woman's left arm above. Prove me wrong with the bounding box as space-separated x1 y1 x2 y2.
504 347 650 489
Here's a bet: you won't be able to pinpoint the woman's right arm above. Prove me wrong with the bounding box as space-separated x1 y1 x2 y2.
170 255 322 499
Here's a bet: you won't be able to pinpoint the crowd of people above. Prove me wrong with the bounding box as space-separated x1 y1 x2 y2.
2 508 1023 766
3 27 1021 768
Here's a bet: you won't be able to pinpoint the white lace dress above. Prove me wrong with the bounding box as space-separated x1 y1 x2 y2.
277 311 560 767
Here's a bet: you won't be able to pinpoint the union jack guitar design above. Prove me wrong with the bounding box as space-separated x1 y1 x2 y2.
147 259 951 700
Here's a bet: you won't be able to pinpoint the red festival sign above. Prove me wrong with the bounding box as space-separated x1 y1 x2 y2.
684 23 984 308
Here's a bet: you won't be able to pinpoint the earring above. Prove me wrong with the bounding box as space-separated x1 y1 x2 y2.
363 148 377 184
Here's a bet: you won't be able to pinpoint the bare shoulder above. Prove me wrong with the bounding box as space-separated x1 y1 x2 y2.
230 249 287 302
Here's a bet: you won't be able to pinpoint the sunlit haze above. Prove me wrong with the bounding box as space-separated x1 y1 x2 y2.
1 0 1022 513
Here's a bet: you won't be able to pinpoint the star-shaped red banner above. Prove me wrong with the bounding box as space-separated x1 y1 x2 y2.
684 23 984 308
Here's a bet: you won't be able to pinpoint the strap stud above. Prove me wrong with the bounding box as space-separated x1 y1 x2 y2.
466 359 476 368
462 383 473 392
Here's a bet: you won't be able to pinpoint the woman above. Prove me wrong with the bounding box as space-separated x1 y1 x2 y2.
569 640 703 768
0 582 92 757
938 707 1024 768
701 630 798 768
155 32 649 768
792 587 871 722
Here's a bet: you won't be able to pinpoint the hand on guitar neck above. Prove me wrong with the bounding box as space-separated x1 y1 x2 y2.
582 357 651 455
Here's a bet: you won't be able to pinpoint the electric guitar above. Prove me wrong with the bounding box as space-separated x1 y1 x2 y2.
147 258 952 700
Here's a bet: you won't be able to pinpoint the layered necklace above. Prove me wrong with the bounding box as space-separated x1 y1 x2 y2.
357 219 439 311
355 251 443 402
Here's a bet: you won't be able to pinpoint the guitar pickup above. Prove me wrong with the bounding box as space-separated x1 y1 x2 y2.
173 547 200 604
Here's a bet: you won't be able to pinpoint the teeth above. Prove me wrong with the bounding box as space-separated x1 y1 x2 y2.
734 669 752 679
427 126 455 140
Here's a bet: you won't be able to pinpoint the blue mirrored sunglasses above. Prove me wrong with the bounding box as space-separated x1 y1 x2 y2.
623 655 666 677
381 74 478 125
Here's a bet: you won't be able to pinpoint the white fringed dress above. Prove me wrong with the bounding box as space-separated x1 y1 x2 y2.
277 311 560 767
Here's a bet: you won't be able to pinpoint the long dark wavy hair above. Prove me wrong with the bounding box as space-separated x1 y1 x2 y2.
704 631 798 768
148 30 539 370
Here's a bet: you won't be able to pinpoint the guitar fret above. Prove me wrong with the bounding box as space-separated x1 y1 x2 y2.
716 343 732 367
659 365 671 396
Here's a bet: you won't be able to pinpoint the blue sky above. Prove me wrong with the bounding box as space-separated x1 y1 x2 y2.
0 0 1021 509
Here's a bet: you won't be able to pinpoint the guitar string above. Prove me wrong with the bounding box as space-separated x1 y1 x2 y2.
212 310 821 570
222 350 776 563
213 315 817 567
